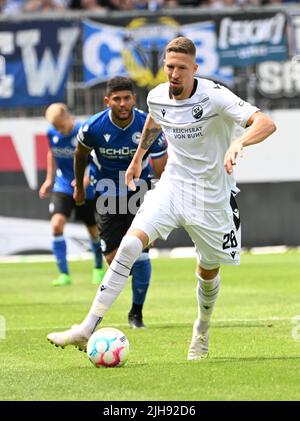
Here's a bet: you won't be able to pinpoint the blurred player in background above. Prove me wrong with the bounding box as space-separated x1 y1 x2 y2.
73 77 167 328
39 103 105 286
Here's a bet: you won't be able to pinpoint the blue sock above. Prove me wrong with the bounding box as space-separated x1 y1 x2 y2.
91 237 103 269
52 235 68 274
131 254 151 306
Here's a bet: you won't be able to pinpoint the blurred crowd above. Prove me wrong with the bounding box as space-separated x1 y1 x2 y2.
1 0 299 15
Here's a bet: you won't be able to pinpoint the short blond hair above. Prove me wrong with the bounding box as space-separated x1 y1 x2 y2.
165 37 196 57
45 103 69 124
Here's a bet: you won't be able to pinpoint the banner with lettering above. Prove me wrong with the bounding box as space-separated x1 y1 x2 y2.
82 18 233 89
0 21 79 107
217 12 289 67
256 13 300 100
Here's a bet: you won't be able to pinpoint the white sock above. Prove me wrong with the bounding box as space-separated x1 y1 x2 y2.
194 272 220 334
81 235 143 335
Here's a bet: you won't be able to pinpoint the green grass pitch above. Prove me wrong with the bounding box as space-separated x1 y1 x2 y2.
0 251 299 401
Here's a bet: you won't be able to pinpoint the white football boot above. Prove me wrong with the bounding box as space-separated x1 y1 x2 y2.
187 320 209 360
47 324 89 352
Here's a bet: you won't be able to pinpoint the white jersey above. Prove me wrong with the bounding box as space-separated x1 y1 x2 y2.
147 77 259 209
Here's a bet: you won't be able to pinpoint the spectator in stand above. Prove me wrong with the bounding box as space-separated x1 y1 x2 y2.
108 0 134 9
79 0 106 9
23 0 67 12
70 0 122 10
163 0 179 7
0 0 24 14
177 0 202 5
133 0 164 9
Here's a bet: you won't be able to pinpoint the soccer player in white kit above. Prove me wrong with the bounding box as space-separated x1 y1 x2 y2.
47 37 276 359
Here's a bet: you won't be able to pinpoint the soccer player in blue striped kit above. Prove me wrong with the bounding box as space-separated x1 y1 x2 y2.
39 103 104 286
73 77 167 328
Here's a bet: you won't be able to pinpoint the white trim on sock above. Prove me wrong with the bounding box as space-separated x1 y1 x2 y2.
52 235 65 242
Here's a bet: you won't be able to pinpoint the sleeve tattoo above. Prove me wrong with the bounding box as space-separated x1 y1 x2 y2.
141 127 161 150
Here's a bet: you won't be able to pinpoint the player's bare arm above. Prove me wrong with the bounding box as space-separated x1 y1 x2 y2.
224 111 276 175
125 114 161 191
39 149 56 199
151 155 168 179
74 142 90 205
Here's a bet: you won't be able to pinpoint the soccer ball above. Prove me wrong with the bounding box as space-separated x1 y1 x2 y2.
87 327 130 368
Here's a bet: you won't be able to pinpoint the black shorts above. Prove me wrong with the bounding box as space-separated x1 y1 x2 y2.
96 191 149 255
49 192 97 226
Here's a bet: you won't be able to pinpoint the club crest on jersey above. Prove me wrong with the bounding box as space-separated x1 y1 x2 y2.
132 132 141 145
52 136 59 144
161 109 166 117
192 105 203 120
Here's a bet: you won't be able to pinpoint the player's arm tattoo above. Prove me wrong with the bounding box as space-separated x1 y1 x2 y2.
140 127 161 150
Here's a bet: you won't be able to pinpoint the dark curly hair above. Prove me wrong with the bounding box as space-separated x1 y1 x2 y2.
106 76 134 96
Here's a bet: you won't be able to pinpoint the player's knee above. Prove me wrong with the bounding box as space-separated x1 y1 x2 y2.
51 215 65 235
105 250 117 266
197 266 219 280
52 223 64 235
127 228 149 249
117 235 144 263
87 225 99 239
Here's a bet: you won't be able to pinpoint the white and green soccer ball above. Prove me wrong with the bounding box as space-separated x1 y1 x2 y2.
87 327 130 368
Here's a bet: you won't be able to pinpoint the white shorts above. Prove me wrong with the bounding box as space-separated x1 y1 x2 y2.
130 178 241 269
